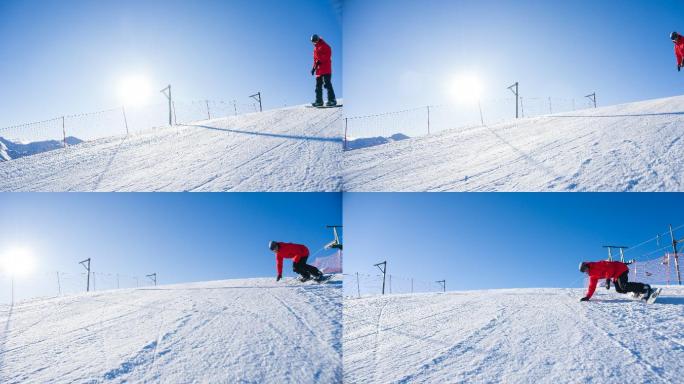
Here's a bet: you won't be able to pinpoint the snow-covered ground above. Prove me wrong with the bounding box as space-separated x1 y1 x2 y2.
344 287 684 383
343 96 684 191
0 137 83 162
0 105 343 191
0 277 342 383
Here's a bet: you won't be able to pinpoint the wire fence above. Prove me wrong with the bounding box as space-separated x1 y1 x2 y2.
631 253 681 285
344 96 595 147
0 270 156 305
343 272 444 298
0 97 262 155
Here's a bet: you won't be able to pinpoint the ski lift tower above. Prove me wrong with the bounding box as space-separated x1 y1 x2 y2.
146 273 157 286
249 92 263 112
160 85 174 126
79 258 91 292
507 82 519 118
602 245 628 262
585 92 597 108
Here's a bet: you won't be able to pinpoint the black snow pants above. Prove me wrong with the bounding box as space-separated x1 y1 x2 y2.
315 74 336 103
293 256 322 279
614 271 648 295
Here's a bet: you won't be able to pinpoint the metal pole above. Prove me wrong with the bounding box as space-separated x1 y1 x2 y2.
79 258 91 292
426 105 431 135
116 273 120 289
169 86 173 125
548 97 552 114
62 116 66 148
206 100 211 120
437 280 446 292
258 92 262 112
11 277 14 306
374 261 387 295
122 106 129 135
389 275 392 294
344 118 348 150
669 224 682 285
508 82 519 119
57 272 61 295
520 97 524 118
233 100 237 116
411 278 414 293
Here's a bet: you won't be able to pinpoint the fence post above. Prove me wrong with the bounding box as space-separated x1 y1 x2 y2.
56 272 61 295
122 106 129 136
172 101 177 125
206 100 211 120
62 116 66 148
344 118 348 150
426 106 431 135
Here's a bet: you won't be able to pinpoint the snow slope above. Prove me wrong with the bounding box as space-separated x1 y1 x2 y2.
343 96 684 191
344 287 684 383
0 277 342 383
0 106 343 191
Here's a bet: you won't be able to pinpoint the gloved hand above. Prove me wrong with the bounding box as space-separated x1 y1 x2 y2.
605 279 610 290
276 275 282 282
579 296 589 302
311 67 316 76
679 64 681 72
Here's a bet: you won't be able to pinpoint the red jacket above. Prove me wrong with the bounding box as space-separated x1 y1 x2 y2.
313 38 332 76
583 261 629 299
675 35 684 66
275 242 309 276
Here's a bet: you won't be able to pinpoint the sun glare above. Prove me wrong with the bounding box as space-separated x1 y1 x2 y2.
448 73 484 104
118 74 153 107
0 246 36 277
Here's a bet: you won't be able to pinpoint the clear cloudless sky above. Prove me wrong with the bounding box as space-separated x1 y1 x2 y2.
344 0 684 117
0 193 342 301
0 0 342 128
344 193 684 291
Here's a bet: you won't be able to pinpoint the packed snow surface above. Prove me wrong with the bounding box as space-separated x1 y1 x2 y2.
343 96 684 191
0 277 342 383
0 137 83 162
344 287 684 383
0 106 343 191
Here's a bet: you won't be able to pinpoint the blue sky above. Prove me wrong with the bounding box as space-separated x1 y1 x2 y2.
0 193 341 301
0 0 342 128
344 0 684 117
344 193 684 291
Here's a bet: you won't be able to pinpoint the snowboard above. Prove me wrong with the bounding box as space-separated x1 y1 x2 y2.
306 104 343 109
315 274 333 284
646 288 662 304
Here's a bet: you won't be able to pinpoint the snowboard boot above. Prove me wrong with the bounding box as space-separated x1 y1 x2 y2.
313 273 325 282
299 275 312 282
326 100 337 107
311 101 324 107
642 285 653 301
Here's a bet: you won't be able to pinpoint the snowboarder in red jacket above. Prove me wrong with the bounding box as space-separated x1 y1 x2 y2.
672 32 684 71
579 260 652 301
270 241 323 282
310 34 337 107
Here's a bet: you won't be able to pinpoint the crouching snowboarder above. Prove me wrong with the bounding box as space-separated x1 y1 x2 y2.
270 241 324 282
578 260 652 302
671 32 684 71
310 34 337 107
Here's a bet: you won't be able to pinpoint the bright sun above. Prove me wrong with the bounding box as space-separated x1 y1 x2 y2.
118 74 153 107
0 246 36 277
447 73 484 104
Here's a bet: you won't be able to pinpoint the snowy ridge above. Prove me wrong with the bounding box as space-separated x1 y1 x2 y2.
344 287 684 383
0 276 342 383
343 95 684 191
0 136 84 162
0 105 343 191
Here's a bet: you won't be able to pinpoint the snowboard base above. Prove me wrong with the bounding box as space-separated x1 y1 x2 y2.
646 288 662 304
306 104 343 109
